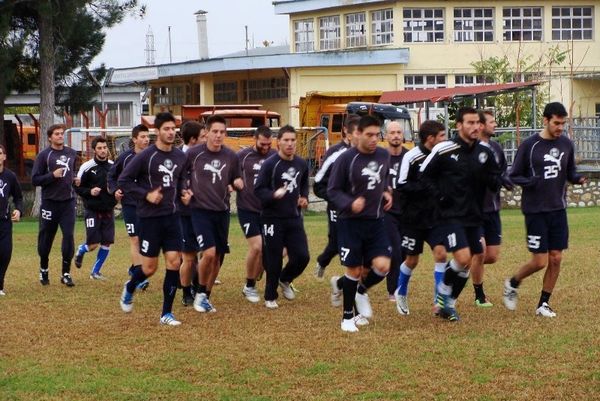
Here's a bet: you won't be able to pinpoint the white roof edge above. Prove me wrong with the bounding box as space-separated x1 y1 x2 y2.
273 0 393 15
110 48 409 83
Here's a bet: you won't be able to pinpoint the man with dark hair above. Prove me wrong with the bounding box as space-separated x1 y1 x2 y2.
118 112 189 326
469 110 512 307
394 120 448 316
186 114 243 313
383 121 408 301
255 124 310 309
328 115 392 332
108 124 150 289
419 107 501 321
0 144 23 295
236 125 276 303
74 136 117 280
313 114 359 280
178 120 203 306
32 124 79 287
504 102 585 317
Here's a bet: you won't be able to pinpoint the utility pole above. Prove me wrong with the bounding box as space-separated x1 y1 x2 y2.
168 26 172 63
245 25 249 56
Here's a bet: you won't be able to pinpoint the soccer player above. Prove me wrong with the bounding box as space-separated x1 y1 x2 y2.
312 115 358 280
186 115 243 313
118 112 189 326
179 121 203 306
469 110 512 307
384 121 408 300
395 121 448 316
327 115 392 332
254 125 310 309
236 125 276 303
504 102 585 317
32 124 79 287
74 136 118 280
419 107 501 321
0 144 23 295
107 124 150 289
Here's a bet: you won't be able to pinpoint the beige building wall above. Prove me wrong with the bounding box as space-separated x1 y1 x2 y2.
286 0 600 124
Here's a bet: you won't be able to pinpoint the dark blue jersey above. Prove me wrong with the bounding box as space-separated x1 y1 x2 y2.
420 136 501 226
327 146 390 220
75 158 117 212
397 144 438 229
509 133 582 214
118 144 187 218
31 146 78 201
387 148 408 215
313 141 351 201
107 149 138 207
186 144 241 211
236 147 277 213
0 168 23 219
254 153 309 218
481 140 512 213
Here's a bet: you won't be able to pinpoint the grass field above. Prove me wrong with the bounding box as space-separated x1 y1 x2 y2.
1 208 599 401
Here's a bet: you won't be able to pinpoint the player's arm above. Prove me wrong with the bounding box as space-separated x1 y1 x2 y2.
508 141 538 187
31 152 55 187
74 162 92 198
10 173 24 221
327 155 354 213
566 143 585 185
231 154 244 190
107 153 123 195
118 153 148 202
254 158 277 206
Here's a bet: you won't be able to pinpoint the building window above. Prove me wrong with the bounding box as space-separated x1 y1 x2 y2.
294 19 314 52
454 8 494 42
552 6 593 40
455 74 495 86
404 75 446 108
503 7 543 41
214 81 238 103
345 12 367 47
371 8 393 45
403 8 444 43
243 77 288 101
319 15 340 50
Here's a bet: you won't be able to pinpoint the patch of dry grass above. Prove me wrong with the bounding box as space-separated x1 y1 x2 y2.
1 209 599 400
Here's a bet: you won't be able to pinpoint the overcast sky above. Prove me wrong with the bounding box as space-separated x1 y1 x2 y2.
93 0 290 69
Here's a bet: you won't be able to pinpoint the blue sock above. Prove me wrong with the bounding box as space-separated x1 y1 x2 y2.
397 263 412 296
77 244 89 256
433 262 446 301
92 245 110 274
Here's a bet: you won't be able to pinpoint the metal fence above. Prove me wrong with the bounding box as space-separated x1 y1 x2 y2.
495 118 600 166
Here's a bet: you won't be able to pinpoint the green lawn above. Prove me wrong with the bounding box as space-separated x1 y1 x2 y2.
1 209 599 400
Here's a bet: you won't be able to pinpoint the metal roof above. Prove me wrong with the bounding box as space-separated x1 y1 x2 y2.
273 0 393 15
110 48 409 84
379 82 541 104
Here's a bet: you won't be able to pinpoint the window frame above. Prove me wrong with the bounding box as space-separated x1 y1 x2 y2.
294 18 315 52
551 6 594 41
371 8 394 46
403 8 445 43
453 7 495 42
502 7 544 42
345 11 367 48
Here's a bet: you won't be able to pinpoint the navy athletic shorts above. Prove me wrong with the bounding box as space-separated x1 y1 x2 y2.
401 226 446 256
138 215 183 257
121 204 138 237
237 209 261 238
437 223 484 254
336 218 391 267
180 214 200 253
84 209 115 245
191 209 230 254
524 210 568 253
482 211 502 246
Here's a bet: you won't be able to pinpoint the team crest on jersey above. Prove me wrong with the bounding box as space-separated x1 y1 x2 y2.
253 160 265 171
204 159 226 183
158 158 177 187
390 162 400 176
56 155 71 175
543 148 564 178
478 152 488 164
361 161 383 190
281 167 299 193
0 179 6 197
